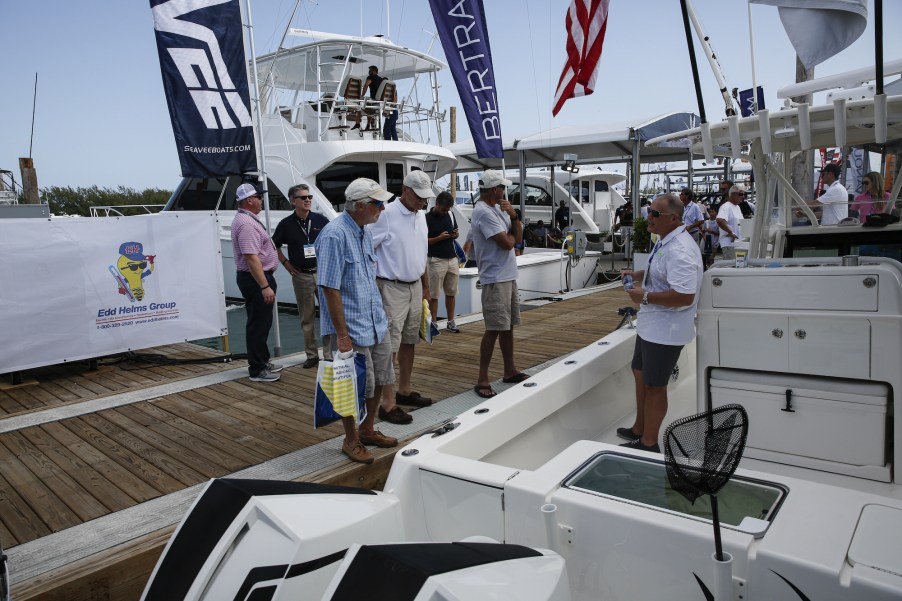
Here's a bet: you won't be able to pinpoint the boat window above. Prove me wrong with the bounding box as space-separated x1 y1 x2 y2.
166 178 288 212
563 452 786 531
386 163 405 198
508 184 551 206
595 180 609 192
581 180 590 204
316 162 380 212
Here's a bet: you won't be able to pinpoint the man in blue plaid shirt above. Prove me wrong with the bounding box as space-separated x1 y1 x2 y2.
316 178 399 464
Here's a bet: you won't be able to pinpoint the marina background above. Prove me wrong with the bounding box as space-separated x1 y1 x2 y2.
2 0 901 191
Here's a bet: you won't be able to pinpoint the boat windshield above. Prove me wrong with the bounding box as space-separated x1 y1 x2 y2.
564 452 786 530
165 177 289 212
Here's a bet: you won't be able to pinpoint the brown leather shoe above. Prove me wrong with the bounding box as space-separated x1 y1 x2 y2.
342 440 374 464
395 391 433 407
359 430 398 448
378 405 413 424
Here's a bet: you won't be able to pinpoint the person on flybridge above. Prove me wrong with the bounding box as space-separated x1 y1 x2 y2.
618 193 703 453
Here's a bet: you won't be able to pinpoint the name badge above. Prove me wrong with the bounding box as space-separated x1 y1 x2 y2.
303 244 316 259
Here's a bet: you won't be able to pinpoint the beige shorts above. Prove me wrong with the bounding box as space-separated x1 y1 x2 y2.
326 333 395 397
377 278 423 351
482 280 521 331
428 257 459 298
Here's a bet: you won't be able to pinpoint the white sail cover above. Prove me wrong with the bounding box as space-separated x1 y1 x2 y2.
750 0 867 69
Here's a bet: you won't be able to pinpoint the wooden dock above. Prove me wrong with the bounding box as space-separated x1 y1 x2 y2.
1 285 633 600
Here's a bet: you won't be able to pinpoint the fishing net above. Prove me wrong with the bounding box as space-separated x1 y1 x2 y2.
664 404 749 504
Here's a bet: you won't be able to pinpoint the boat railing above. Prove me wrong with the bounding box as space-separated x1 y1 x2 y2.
0 170 20 205
89 205 166 217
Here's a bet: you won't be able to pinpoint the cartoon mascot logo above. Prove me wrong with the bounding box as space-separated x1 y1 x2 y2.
109 241 156 302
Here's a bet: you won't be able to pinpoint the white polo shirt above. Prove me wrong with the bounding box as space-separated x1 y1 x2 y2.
637 226 703 346
716 202 743 248
368 199 428 282
819 180 849 225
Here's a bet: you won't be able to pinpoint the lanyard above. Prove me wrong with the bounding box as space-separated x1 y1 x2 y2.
643 240 662 287
296 215 313 241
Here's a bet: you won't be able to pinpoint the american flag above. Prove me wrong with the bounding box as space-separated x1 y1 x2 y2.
552 0 610 117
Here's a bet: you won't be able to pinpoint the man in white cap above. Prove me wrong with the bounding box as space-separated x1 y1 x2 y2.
471 170 528 399
232 183 282 382
715 184 745 262
368 170 436 424
316 178 398 464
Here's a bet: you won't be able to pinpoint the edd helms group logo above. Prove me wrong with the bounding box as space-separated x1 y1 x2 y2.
109 241 156 302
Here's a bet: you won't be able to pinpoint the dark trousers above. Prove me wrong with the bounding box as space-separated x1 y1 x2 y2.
383 110 398 141
236 270 276 376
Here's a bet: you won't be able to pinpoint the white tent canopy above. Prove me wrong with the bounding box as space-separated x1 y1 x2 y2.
447 112 702 171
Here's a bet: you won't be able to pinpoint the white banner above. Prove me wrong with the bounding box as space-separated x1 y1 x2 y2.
0 213 227 373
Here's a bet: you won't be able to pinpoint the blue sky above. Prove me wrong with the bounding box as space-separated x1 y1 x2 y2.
1 0 898 190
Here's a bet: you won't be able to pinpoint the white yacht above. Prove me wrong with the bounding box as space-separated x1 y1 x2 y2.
142 49 902 601
161 32 457 301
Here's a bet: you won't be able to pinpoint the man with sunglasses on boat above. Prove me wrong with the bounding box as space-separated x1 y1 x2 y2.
272 184 329 369
316 178 398 464
233 183 282 383
369 170 436 425
471 170 529 399
618 193 703 453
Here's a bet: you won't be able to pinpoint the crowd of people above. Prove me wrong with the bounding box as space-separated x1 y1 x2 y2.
231 170 528 464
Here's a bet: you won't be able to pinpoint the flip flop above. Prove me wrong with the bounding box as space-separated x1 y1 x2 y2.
474 385 496 398
502 373 530 384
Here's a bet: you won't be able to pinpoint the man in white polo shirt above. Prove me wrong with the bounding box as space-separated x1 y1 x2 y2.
716 185 745 262
369 170 436 424
618 193 703 453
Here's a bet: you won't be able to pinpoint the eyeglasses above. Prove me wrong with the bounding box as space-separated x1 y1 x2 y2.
648 209 675 218
293 195 313 200
730 192 746 197
123 262 147 271
367 199 385 208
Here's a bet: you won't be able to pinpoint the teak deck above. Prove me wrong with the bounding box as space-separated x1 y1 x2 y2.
1 286 632 600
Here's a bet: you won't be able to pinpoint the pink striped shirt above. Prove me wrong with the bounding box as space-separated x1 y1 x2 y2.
232 210 278 272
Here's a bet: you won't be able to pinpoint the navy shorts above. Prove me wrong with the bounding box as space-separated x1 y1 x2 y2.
631 335 683 387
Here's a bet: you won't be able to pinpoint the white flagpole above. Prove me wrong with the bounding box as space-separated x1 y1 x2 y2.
747 1 758 113
243 0 282 356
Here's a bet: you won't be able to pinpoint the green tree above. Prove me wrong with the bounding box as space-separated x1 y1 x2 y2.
42 186 172 217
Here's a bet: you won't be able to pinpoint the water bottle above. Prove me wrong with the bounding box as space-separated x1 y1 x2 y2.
623 274 634 290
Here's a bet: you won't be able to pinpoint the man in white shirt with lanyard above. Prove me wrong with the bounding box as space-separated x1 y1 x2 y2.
369 170 435 424
618 193 703 452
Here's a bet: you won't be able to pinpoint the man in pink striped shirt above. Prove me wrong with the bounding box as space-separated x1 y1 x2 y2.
233 183 283 382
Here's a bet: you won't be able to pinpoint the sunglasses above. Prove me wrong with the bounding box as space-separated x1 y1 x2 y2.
648 209 675 218
367 199 386 208
124 261 147 271
293 195 313 200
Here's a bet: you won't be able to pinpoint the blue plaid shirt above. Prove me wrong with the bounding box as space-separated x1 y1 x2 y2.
315 212 388 347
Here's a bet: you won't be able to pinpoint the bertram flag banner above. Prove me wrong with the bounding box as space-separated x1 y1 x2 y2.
428 0 503 159
150 0 257 177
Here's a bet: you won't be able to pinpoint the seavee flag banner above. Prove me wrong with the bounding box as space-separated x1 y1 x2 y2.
150 0 257 177
428 0 503 159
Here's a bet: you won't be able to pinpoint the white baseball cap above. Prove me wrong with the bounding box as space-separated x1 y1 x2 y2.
479 170 512 189
236 183 262 202
403 170 438 199
345 178 394 202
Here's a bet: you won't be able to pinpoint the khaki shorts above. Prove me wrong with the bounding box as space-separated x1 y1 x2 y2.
377 279 423 351
482 280 520 331
428 257 459 298
326 333 395 397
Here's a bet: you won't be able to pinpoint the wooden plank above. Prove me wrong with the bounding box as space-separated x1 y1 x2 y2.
17 426 135 514
0 438 81 533
1 431 109 523
62 418 177 495
78 413 205 488
40 422 160 504
0 469 51 545
128 403 256 471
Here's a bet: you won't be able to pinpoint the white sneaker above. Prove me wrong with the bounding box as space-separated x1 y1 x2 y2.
265 362 284 373
249 369 280 382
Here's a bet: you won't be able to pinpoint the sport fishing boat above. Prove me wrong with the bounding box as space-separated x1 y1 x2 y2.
141 41 902 601
160 30 457 301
